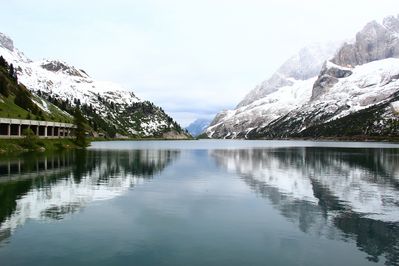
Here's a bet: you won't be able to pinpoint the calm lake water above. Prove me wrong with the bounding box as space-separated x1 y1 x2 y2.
0 140 399 266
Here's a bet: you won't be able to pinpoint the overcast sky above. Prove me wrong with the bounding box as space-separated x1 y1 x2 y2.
0 0 397 126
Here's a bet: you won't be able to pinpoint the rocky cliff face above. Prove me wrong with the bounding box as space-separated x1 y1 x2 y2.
311 61 353 100
332 16 399 67
0 33 14 51
207 15 399 140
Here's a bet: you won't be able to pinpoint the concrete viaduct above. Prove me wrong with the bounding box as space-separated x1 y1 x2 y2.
0 118 76 139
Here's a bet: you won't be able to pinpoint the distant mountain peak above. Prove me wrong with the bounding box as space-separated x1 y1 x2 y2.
0 32 14 51
277 43 340 80
236 42 341 108
382 15 399 33
332 14 399 67
186 118 211 137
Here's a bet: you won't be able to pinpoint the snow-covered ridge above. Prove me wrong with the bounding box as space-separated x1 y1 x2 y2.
207 77 316 138
251 58 399 138
314 58 399 110
206 43 340 139
0 32 186 137
237 42 341 108
207 15 399 139
0 40 140 107
267 57 399 136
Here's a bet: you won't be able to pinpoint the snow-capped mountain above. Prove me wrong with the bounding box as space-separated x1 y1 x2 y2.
185 118 211 137
206 43 340 138
207 15 399 139
0 32 188 138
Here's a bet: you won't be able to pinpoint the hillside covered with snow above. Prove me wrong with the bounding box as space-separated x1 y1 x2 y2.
207 15 399 140
0 33 189 138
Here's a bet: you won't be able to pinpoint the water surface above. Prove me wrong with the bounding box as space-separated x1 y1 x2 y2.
0 140 398 265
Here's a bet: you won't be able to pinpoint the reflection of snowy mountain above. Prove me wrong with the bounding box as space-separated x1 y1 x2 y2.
0 150 180 240
212 148 399 222
211 147 399 265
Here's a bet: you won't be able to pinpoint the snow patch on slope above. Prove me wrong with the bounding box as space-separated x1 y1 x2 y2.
391 101 399 114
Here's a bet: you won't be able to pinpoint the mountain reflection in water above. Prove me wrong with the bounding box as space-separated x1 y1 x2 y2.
0 150 180 243
212 147 399 265
1 142 399 266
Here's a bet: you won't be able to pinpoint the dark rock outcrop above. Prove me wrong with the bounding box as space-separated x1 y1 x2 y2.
41 60 86 78
311 62 353 100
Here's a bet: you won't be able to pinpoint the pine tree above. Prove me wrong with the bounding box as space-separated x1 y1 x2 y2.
74 107 88 147
0 56 7 68
9 64 15 78
0 75 9 97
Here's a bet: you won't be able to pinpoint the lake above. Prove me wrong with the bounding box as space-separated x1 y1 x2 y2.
0 140 398 266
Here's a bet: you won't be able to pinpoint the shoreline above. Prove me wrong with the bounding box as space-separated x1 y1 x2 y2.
199 135 399 143
268 135 399 143
0 138 80 155
0 136 193 155
2 136 398 155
